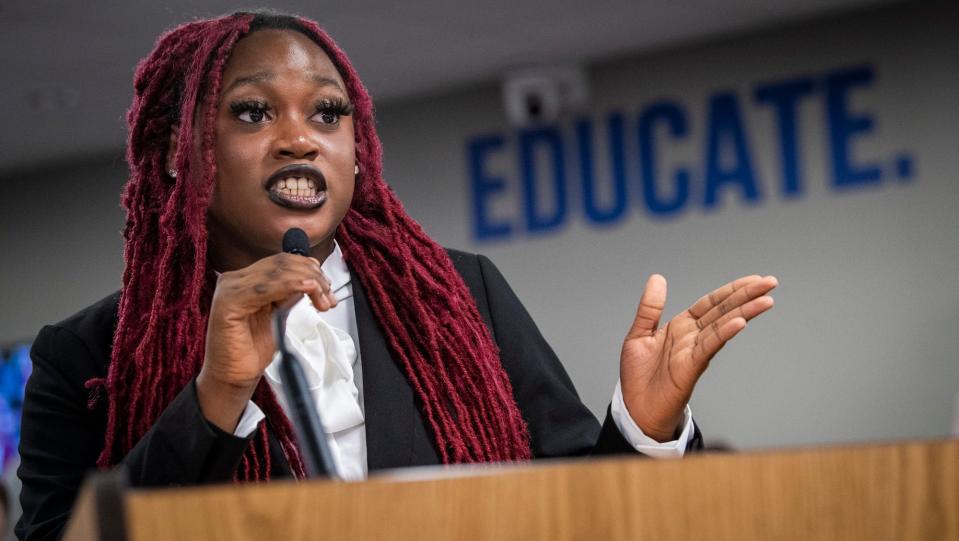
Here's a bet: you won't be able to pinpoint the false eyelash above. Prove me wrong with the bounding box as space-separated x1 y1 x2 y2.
315 97 354 116
229 99 271 115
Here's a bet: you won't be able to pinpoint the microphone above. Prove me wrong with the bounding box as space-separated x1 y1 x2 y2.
281 227 310 256
273 228 340 479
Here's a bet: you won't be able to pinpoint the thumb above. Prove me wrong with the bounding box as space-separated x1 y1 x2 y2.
626 274 667 339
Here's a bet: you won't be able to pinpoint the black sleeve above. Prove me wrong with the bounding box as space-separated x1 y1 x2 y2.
16 325 253 541
474 254 703 458
16 326 106 541
119 380 254 487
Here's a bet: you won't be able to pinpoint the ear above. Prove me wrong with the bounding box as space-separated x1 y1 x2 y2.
165 124 180 173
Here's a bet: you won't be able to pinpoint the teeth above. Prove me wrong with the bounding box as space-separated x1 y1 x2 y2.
276 187 316 196
271 176 323 199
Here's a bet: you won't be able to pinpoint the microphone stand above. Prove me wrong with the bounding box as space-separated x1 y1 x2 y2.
272 308 341 480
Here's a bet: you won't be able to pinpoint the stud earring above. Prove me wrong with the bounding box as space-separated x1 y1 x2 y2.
168 168 178 178
354 164 359 176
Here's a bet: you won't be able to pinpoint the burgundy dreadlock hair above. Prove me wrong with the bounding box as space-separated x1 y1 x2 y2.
93 11 531 480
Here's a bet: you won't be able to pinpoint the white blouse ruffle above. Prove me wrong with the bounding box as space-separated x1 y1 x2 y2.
265 296 364 436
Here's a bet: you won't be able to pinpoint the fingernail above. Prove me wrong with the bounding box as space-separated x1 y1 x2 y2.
301 279 317 288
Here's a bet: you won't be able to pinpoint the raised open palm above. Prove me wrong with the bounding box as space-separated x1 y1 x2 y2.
620 274 778 441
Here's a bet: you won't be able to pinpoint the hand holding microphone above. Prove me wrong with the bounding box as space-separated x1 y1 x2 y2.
196 229 335 437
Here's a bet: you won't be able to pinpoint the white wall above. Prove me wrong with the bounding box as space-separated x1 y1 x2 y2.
1 1 956 450
375 1 959 448
0 157 127 342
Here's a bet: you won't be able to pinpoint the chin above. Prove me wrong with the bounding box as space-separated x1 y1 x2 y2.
272 218 334 246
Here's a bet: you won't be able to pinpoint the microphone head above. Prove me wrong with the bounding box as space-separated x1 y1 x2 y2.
282 228 310 256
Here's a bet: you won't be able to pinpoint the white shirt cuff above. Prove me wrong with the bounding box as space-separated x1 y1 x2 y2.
233 400 266 437
610 379 693 458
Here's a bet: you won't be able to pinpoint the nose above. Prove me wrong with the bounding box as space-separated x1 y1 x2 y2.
273 120 320 161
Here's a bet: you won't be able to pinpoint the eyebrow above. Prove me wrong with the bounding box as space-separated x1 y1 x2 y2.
224 71 344 93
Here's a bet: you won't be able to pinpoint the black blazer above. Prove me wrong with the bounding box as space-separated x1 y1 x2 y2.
16 250 702 540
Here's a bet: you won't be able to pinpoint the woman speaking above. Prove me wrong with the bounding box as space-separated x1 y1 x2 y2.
16 11 777 540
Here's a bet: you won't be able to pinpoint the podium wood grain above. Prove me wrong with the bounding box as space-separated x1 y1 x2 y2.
73 439 959 541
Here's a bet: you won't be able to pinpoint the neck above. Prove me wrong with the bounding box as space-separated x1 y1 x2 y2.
309 236 336 264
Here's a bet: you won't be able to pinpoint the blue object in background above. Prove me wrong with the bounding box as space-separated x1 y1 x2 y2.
0 345 31 473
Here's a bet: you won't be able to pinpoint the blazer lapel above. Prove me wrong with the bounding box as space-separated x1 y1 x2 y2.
351 272 419 471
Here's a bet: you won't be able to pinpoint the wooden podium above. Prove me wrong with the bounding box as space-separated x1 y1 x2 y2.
64 439 958 541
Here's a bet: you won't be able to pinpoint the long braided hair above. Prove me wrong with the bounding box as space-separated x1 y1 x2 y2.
94 11 531 480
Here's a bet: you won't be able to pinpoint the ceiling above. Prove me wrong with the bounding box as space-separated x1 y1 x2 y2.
0 0 894 174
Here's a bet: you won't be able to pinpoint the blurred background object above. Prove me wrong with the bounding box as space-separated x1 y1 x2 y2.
501 64 590 127
0 346 29 472
0 346 29 540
